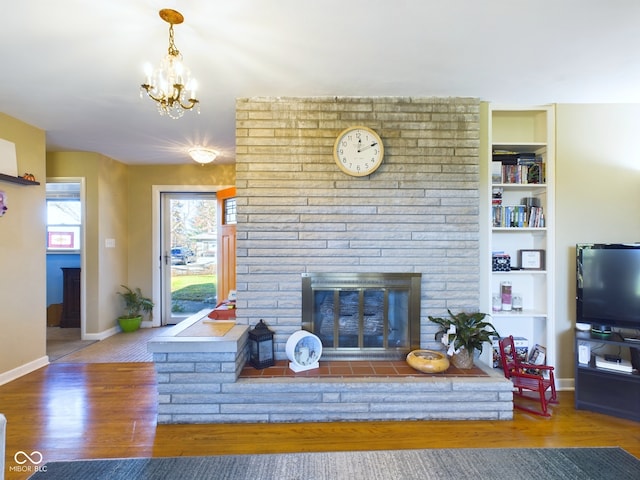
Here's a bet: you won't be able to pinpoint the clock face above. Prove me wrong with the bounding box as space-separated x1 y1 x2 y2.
333 126 384 177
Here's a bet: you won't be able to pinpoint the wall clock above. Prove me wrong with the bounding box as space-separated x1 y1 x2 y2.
333 126 384 177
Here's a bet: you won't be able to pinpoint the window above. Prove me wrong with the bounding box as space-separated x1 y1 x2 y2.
47 182 81 251
224 197 237 225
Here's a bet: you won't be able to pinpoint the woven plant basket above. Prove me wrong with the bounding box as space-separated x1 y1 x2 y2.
451 348 474 369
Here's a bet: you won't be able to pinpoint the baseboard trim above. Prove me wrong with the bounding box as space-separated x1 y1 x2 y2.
0 356 49 386
83 326 119 342
558 377 574 391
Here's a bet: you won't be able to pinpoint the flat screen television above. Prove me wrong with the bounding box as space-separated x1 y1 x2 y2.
576 243 640 333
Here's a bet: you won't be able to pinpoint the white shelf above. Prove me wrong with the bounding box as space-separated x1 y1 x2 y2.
492 227 547 233
491 183 547 189
493 142 547 148
491 310 548 318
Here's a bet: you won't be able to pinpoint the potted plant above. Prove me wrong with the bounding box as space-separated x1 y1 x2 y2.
429 309 499 369
116 285 154 332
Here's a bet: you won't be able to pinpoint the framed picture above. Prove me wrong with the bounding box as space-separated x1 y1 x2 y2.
48 231 74 249
519 249 545 270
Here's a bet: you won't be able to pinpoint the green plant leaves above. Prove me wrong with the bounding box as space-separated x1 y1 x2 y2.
429 309 499 353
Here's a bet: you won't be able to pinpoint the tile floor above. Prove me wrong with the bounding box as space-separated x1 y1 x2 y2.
240 360 489 378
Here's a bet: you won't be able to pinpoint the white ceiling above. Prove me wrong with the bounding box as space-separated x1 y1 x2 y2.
2 0 639 165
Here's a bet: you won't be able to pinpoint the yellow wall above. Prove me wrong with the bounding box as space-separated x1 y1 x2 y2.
126 164 235 300
555 104 640 381
47 152 129 335
0 113 47 379
46 159 235 335
3 104 639 385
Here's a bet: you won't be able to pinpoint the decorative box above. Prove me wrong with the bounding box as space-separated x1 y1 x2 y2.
492 254 511 272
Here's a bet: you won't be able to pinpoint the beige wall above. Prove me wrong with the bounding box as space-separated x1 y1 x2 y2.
47 152 129 335
126 164 235 308
3 103 640 385
46 158 235 335
0 113 47 379
555 104 640 382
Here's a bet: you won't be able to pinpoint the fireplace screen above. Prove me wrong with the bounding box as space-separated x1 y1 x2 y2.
302 273 421 360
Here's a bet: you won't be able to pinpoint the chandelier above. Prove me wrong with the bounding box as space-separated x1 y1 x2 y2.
140 9 199 119
188 146 219 165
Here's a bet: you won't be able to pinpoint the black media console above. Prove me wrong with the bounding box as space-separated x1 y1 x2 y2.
575 330 640 422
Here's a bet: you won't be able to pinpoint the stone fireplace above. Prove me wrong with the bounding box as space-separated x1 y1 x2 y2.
235 96 481 358
146 97 515 425
301 272 421 360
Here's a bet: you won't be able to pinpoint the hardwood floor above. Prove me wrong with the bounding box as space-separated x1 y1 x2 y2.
1 363 639 480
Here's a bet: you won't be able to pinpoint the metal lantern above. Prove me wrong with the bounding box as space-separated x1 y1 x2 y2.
248 319 275 369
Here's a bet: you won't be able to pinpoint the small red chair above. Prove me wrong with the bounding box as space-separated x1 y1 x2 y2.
499 335 558 416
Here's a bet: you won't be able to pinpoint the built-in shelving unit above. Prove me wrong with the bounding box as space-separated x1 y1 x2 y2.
0 173 40 186
481 105 556 373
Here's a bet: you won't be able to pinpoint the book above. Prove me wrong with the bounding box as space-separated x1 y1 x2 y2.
525 344 547 375
528 344 546 365
491 161 503 184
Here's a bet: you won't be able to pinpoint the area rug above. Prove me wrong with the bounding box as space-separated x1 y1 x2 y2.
29 447 640 480
46 327 96 362
52 326 168 363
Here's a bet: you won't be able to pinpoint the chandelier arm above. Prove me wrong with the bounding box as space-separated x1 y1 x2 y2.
140 85 169 105
178 97 199 110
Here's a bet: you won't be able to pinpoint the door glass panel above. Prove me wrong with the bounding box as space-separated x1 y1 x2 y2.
162 193 218 324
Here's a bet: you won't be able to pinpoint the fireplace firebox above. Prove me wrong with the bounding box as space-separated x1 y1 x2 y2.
301 273 421 360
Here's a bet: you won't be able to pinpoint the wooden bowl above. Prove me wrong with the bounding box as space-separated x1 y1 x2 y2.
406 349 450 373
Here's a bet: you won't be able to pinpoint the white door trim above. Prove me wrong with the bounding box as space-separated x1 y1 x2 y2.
45 177 87 338
151 185 220 327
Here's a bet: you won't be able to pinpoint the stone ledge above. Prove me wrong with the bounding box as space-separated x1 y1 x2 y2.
147 310 248 354
149 310 514 424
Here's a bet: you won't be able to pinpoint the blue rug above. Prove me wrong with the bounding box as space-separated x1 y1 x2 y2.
29 447 640 480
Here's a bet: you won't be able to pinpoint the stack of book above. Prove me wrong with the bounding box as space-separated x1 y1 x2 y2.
491 188 544 228
492 151 545 185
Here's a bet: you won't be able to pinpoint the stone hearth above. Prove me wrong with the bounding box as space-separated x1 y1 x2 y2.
148 313 513 424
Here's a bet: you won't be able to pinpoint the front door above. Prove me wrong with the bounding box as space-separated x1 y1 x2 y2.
160 192 218 325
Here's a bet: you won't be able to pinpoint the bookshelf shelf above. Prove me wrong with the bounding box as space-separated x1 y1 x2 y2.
492 183 547 189
492 227 547 232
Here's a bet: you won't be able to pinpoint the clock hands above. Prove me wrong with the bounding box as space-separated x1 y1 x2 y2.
358 141 378 153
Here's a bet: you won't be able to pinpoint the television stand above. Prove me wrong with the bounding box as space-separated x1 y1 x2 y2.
575 330 640 422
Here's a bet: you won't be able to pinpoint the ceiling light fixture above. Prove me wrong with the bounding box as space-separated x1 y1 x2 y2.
140 9 199 119
188 146 219 165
